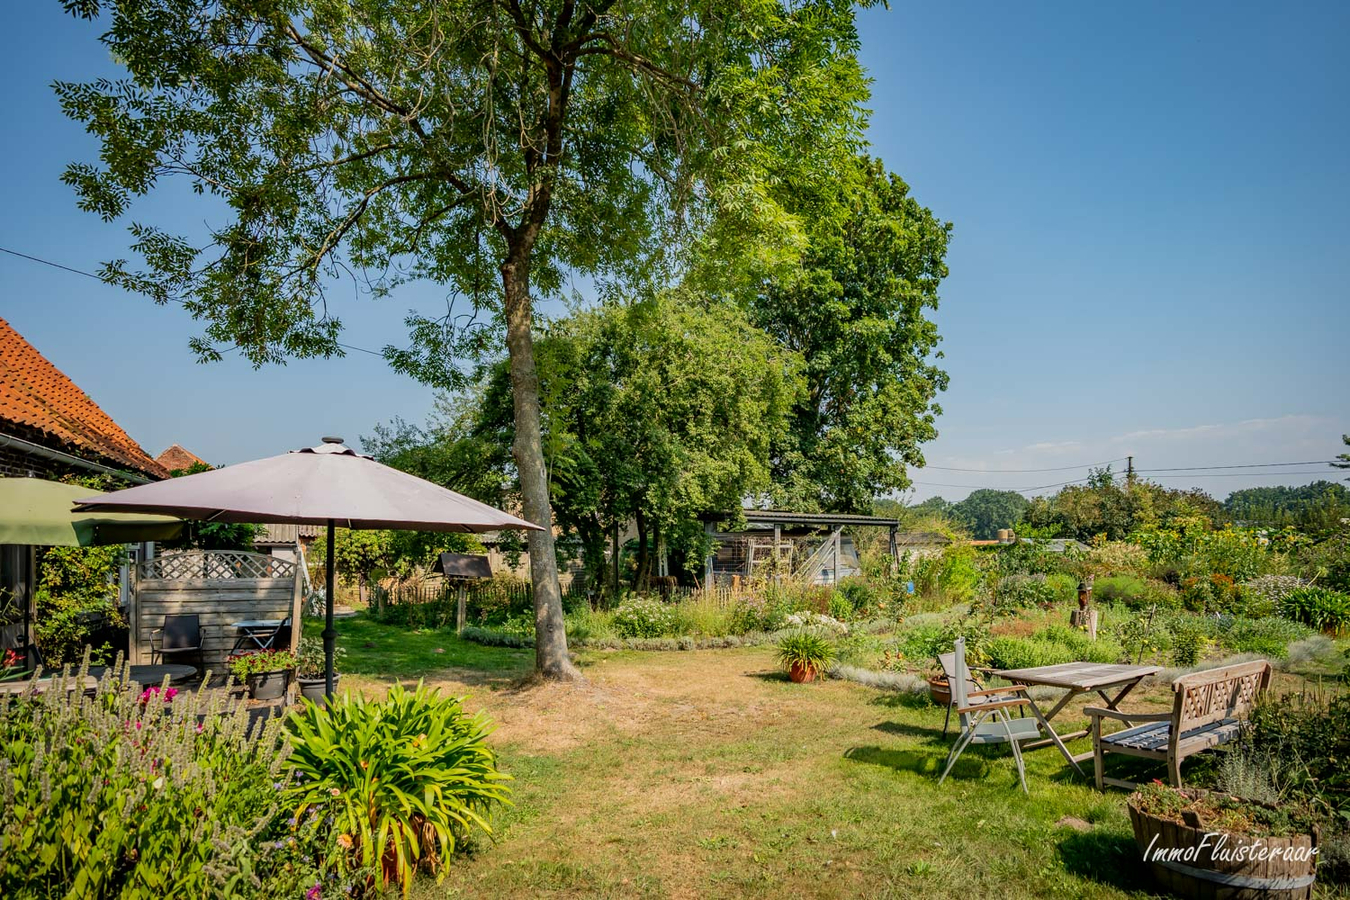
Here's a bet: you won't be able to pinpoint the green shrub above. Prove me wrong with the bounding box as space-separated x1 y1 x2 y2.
287 682 511 895
1215 616 1312 659
835 577 875 611
1280 586 1350 634
613 597 680 638
986 635 1068 670
33 545 125 665
828 589 856 622
993 574 1058 609
460 626 533 648
1179 573 1242 614
1094 574 1176 609
728 594 786 634
673 593 735 636
0 664 355 898
1242 690 1350 881
1168 618 1209 666
985 626 1123 671
1239 575 1304 617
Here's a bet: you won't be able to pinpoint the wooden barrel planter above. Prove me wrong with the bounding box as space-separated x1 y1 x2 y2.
1128 790 1318 900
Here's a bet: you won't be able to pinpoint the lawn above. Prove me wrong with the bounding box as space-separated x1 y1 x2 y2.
333 614 1184 899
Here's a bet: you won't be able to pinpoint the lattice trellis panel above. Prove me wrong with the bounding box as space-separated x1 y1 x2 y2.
1179 671 1263 726
138 550 297 581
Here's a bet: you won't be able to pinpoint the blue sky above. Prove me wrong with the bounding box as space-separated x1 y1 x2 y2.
1 2 1346 501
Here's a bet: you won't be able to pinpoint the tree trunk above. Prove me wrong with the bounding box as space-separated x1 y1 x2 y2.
633 508 649 591
501 252 579 680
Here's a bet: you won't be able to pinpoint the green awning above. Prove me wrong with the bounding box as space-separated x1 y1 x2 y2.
0 478 183 547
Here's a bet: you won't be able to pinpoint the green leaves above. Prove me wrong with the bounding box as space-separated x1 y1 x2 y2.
58 0 875 367
775 629 837 672
285 681 511 896
749 157 952 512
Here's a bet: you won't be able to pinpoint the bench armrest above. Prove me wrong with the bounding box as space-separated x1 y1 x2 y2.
1084 706 1170 723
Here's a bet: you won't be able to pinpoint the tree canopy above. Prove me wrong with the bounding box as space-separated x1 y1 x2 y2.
951 489 1029 540
471 290 802 589
749 157 950 512
58 0 876 678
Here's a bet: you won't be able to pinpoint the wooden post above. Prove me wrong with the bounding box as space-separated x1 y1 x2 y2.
832 528 842 585
773 523 782 583
1071 576 1098 639
455 583 467 633
703 521 715 592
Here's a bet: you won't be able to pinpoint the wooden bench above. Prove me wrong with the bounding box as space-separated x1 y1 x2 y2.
1087 659 1271 791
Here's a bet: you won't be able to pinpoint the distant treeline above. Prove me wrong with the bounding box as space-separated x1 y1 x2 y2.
1222 481 1349 529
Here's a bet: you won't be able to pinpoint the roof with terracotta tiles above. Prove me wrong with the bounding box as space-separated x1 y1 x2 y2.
155 443 208 473
0 316 168 478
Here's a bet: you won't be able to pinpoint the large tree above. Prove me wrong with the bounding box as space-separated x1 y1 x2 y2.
57 0 872 678
749 156 951 512
473 290 801 591
951 489 1029 540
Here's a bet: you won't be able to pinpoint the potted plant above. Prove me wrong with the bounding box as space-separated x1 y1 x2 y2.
1128 782 1319 899
776 630 836 683
295 635 345 705
227 649 298 701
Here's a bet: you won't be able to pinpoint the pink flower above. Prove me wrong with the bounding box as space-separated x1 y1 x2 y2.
305 884 321 900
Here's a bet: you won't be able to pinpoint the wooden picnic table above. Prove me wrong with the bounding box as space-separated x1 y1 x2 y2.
990 661 1161 772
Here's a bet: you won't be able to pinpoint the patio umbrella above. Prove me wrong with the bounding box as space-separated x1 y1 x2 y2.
0 478 184 546
0 478 184 675
74 437 540 696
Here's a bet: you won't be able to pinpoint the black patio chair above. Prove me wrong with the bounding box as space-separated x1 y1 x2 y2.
268 617 293 652
151 614 203 672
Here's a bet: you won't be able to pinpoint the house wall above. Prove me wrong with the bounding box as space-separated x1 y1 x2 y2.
0 423 151 484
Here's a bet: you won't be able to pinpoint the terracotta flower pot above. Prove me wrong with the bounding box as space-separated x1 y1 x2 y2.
927 677 952 706
788 662 818 683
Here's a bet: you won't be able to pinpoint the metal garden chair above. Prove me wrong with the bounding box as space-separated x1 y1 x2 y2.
150 614 203 672
937 637 1043 794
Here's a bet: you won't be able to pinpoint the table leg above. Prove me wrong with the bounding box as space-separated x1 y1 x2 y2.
1026 699 1085 778
1104 679 1142 710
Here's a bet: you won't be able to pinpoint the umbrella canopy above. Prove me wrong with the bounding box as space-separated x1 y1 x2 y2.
73 438 539 697
0 477 183 547
73 440 540 532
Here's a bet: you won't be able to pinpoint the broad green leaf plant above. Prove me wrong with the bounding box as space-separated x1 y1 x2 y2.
285 682 512 895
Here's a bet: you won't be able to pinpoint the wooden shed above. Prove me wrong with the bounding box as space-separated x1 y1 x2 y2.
128 550 302 669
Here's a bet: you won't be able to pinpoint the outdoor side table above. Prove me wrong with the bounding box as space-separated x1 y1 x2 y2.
0 675 98 696
87 664 199 685
989 661 1161 772
230 619 284 652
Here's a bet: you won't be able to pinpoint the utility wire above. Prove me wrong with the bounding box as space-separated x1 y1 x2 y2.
3 242 1346 484
1134 461 1335 472
1 243 387 359
920 457 1126 473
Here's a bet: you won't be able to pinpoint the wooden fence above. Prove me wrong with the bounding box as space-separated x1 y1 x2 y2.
129 550 302 669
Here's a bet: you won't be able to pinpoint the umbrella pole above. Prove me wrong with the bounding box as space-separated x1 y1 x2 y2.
324 519 336 699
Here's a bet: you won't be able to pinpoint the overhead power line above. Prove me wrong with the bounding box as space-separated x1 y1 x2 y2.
920 457 1126 473
1 243 387 359
1134 461 1335 472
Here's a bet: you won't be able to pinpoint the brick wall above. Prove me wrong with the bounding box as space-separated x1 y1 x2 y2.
0 423 137 483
